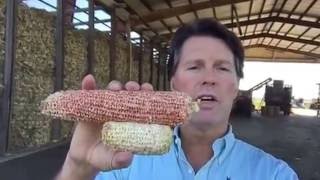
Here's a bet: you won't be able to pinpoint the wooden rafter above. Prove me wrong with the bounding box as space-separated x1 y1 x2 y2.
159 16 320 40
260 0 283 44
252 0 266 36
162 0 184 26
262 0 279 31
245 44 320 59
232 3 242 35
118 0 159 36
312 33 320 41
281 0 317 50
210 0 218 19
67 6 103 13
132 0 249 26
93 0 319 62
231 1 234 33
277 0 302 51
227 16 320 29
266 0 288 34
309 46 319 53
275 0 302 35
73 19 111 26
188 0 199 20
240 33 320 47
269 0 289 48
244 0 253 36
140 0 172 34
282 0 317 37
245 57 320 63
297 24 320 52
297 21 318 39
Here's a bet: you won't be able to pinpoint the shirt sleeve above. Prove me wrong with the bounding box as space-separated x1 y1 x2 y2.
274 162 299 180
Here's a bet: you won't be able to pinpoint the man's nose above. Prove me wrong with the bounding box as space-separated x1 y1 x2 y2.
201 69 217 86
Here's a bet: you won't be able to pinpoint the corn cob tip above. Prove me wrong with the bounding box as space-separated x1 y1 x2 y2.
191 101 200 113
40 91 64 115
186 99 200 118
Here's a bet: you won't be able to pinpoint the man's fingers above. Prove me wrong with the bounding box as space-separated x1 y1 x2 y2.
141 83 154 91
125 81 140 91
88 142 133 171
106 81 153 91
107 80 123 91
112 151 134 169
82 74 96 90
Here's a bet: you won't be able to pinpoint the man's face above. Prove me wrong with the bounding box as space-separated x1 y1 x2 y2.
170 36 239 127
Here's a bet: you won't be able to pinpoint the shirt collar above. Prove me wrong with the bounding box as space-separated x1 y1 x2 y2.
173 124 235 164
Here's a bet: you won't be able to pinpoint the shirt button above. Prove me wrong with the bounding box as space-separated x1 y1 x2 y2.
188 169 193 174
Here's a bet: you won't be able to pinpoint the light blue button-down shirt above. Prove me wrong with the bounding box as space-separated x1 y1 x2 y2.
95 126 298 180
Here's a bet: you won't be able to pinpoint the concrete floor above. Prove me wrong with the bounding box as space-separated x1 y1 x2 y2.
231 113 320 180
0 113 319 180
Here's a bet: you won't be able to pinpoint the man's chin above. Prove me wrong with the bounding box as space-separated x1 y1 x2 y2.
188 118 217 128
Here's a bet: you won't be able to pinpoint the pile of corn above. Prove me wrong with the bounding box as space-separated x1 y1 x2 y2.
40 90 199 154
115 36 130 82
8 6 56 150
93 31 110 89
64 29 87 90
0 0 4 11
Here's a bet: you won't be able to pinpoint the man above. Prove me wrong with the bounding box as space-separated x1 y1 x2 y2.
56 18 298 180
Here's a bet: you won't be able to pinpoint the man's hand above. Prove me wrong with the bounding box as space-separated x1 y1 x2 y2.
55 74 153 180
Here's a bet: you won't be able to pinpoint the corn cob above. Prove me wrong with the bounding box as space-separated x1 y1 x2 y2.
101 121 173 155
40 90 199 127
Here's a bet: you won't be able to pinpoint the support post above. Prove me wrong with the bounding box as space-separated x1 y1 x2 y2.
317 83 320 118
126 19 133 80
149 40 154 85
109 7 117 81
156 47 161 90
51 0 65 141
0 0 17 154
138 33 143 84
87 0 95 75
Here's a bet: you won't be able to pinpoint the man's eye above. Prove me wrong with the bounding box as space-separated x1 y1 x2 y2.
219 67 230 71
188 66 198 70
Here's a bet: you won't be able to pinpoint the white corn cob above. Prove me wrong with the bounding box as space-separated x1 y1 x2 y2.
101 121 173 155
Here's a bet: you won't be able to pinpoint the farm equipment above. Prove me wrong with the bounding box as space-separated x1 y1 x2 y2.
232 78 272 117
262 80 292 116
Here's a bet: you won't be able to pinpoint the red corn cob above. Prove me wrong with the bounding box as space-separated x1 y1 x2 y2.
40 90 199 127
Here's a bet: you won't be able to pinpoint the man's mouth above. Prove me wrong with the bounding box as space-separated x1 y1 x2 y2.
196 95 218 103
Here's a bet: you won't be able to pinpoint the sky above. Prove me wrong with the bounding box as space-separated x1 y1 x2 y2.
23 1 320 100
240 62 320 100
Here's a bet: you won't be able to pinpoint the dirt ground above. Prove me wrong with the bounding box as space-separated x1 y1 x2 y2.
231 112 320 180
